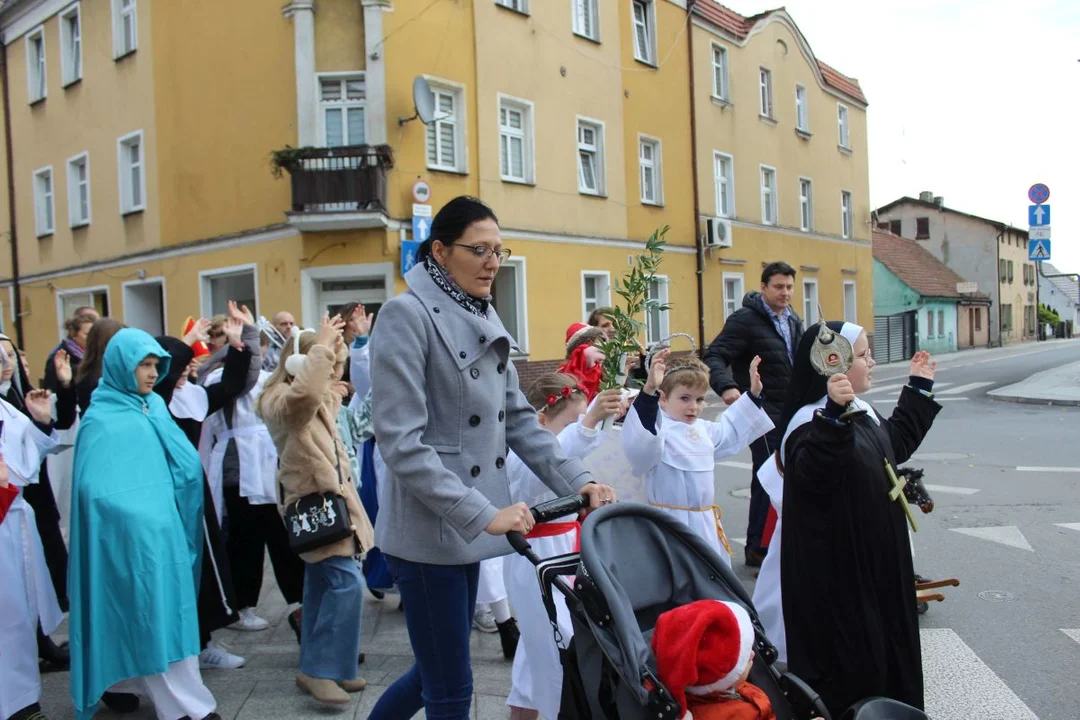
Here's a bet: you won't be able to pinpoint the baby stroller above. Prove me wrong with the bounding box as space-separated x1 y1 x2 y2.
509 496 930 720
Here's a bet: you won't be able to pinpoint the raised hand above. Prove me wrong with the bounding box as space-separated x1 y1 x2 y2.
183 318 211 347
826 373 855 407
227 300 255 326
353 304 372 338
315 312 345 348
749 355 763 397
25 389 53 425
223 316 244 348
644 349 669 395
909 351 936 380
54 348 73 388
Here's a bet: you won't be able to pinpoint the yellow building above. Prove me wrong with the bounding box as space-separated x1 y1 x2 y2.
0 0 868 384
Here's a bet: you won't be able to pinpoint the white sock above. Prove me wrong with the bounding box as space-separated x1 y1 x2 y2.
491 598 512 624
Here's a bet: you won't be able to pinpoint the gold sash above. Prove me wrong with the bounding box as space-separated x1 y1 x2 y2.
649 502 733 556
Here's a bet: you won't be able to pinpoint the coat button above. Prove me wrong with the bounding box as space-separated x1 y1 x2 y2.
496 457 505 469
471 466 481 477
459 351 467 359
469 415 480 427
497 363 506 374
479 335 487 343
498 410 505 421
433 307 440 314
470 368 480 379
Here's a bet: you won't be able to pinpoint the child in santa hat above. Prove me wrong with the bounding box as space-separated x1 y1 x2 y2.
653 599 798 720
557 322 607 401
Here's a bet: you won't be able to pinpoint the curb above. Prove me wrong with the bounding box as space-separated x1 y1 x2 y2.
986 393 1080 408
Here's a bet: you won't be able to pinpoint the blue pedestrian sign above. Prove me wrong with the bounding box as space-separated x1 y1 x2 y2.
1028 204 1050 227
412 215 432 243
401 239 421 276
1028 239 1051 262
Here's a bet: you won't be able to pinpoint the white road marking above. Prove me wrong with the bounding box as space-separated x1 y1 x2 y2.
730 537 746 546
923 483 980 496
1017 466 1080 473
1055 523 1080 532
887 394 969 401
936 382 994 395
862 382 907 395
730 487 751 499
950 525 1034 552
922 628 1039 720
717 461 753 470
1062 629 1080 645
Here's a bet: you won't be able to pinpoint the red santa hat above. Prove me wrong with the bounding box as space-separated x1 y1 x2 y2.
651 600 755 718
565 322 605 358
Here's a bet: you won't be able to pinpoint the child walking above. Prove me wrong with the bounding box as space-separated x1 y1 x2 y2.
503 374 625 720
623 350 773 566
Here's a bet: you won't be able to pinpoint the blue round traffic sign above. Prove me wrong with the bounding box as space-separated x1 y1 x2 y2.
1028 183 1050 204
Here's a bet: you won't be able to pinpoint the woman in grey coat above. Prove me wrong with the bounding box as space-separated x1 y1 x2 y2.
368 196 615 720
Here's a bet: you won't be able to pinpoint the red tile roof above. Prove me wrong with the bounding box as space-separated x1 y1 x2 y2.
691 2 867 105
873 231 989 301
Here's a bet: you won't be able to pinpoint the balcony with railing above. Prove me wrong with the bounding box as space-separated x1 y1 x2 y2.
272 144 394 231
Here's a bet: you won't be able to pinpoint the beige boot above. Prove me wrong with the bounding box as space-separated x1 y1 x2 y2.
337 677 367 693
296 672 350 705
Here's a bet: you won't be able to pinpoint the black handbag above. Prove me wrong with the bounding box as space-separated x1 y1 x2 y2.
282 438 354 555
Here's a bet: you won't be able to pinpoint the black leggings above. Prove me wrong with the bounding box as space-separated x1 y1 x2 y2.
223 485 305 608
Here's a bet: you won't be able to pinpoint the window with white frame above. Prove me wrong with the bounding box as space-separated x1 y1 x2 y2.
499 97 533 183
841 190 853 239
60 4 82 86
491 257 528 353
118 131 145 214
843 281 857 322
760 166 777 225
27 27 46 103
577 119 605 196
113 0 137 58
59 288 109 327
33 167 54 237
496 0 528 12
723 273 744 320
426 83 464 173
202 267 257 319
799 178 813 232
319 75 365 147
639 137 662 205
714 152 734 218
711 44 729 101
803 280 819 326
645 276 670 345
573 0 599 40
795 84 808 132
67 153 90 227
759 67 773 118
631 0 655 65
582 272 611 319
838 103 850 148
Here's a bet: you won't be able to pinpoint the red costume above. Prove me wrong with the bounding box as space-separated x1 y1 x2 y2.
0 484 18 525
557 322 605 401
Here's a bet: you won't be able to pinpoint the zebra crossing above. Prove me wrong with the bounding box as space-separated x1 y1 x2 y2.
865 380 996 403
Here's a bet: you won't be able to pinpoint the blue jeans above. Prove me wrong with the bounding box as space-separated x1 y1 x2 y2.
368 555 480 720
299 555 363 682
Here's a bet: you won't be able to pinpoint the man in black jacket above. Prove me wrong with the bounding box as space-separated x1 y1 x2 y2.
704 261 802 567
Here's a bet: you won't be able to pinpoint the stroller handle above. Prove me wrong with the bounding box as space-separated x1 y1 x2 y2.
506 494 589 556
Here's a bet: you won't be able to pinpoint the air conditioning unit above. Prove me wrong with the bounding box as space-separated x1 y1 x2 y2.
704 216 732 248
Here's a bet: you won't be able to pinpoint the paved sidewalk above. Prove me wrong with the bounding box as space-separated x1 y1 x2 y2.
988 358 1080 406
39 580 514 719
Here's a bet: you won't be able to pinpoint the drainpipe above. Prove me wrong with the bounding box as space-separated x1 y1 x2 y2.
0 40 23 347
686 0 706 350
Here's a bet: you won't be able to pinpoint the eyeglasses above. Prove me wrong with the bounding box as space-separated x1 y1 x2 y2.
854 348 873 362
453 244 512 263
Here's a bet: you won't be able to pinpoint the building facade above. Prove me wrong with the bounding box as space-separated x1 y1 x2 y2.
876 193 1037 348
0 0 870 383
1038 262 1078 336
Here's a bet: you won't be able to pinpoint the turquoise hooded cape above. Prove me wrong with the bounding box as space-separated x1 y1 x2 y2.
68 328 206 719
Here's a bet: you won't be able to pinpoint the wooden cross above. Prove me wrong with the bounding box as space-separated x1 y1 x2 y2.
885 460 919 532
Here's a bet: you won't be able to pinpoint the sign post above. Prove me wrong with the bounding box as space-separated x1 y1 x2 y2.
1027 183 1050 341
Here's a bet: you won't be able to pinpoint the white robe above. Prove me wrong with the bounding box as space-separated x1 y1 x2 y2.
503 420 601 719
198 369 278 523
0 399 63 719
751 452 786 664
623 393 774 566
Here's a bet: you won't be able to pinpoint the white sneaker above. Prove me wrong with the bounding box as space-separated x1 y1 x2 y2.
231 607 269 632
199 640 245 670
472 607 497 633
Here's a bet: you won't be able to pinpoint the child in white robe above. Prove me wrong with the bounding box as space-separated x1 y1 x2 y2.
503 374 625 720
623 351 773 566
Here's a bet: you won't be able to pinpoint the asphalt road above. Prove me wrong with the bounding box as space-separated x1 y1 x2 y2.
716 339 1080 719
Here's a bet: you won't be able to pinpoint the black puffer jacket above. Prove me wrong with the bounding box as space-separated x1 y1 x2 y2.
704 292 803 423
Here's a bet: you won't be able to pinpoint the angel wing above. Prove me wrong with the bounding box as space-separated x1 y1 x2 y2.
582 424 647 505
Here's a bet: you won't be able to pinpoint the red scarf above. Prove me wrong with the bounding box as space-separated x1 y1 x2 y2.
558 346 602 401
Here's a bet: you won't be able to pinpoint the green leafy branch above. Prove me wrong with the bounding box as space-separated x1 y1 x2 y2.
596 226 670 391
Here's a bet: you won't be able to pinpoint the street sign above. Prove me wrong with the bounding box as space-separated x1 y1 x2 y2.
1028 183 1050 204
956 281 978 294
412 203 432 218
1028 204 1050 226
1028 239 1051 261
1029 227 1051 240
401 239 421 276
412 180 431 204
412 215 432 242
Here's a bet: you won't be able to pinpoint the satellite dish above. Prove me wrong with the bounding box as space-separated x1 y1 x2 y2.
399 76 439 126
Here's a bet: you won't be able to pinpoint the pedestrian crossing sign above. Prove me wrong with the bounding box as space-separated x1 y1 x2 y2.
1028 239 1051 262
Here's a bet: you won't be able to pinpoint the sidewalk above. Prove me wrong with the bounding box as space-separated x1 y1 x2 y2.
987 358 1080 407
39 577 514 719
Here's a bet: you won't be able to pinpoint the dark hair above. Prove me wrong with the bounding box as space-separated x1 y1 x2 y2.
761 261 797 286
65 312 97 337
336 302 361 324
587 307 614 327
418 196 499 261
76 318 126 385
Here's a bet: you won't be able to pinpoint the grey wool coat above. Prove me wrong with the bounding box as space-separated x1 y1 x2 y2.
371 263 594 565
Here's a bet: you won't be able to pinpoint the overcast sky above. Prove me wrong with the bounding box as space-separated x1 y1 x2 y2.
720 0 1080 275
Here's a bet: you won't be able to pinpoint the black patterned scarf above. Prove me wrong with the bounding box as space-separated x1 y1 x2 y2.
424 255 490 318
